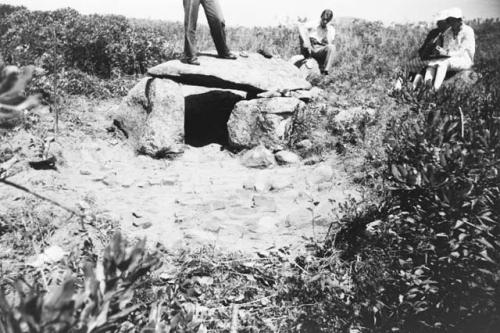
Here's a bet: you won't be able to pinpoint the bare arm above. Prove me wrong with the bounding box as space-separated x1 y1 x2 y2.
326 25 335 45
298 24 312 49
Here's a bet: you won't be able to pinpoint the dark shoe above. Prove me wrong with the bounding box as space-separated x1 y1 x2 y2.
219 52 237 60
258 48 273 59
321 70 329 75
181 58 200 66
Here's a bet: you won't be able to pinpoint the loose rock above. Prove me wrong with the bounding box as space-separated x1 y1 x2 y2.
307 164 334 185
240 145 275 168
252 195 278 212
275 150 301 165
285 207 313 228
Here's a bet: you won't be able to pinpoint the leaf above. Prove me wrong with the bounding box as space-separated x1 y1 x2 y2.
391 164 402 181
87 300 110 333
44 276 75 309
480 250 496 264
477 237 496 250
108 304 141 322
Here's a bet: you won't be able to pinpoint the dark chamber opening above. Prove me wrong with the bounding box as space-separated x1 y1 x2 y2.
184 90 245 147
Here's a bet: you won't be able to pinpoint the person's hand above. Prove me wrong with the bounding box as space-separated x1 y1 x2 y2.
435 46 448 56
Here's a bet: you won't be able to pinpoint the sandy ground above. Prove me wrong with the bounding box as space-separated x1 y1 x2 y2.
0 97 360 254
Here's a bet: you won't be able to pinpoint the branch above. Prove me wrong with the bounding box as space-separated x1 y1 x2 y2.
0 178 83 218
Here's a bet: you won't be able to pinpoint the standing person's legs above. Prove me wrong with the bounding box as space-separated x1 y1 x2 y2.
202 0 231 57
184 0 201 61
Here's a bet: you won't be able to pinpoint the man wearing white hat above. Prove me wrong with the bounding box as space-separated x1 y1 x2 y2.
424 7 476 90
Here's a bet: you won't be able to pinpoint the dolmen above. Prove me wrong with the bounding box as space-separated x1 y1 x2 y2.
113 52 322 158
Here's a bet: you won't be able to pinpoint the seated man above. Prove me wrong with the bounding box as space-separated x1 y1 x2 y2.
424 7 475 90
298 9 336 75
407 10 449 89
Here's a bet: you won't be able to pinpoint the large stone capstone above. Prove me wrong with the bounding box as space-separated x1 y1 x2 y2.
228 97 306 149
114 77 184 158
148 52 312 94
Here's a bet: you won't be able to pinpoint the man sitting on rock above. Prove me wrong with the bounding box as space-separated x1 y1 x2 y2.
298 9 336 75
423 7 475 90
183 0 237 66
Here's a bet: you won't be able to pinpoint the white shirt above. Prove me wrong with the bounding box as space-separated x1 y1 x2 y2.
443 23 475 61
302 20 335 45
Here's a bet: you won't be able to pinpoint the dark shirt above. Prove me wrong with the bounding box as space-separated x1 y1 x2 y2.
418 28 444 60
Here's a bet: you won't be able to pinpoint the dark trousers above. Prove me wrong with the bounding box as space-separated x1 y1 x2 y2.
300 37 335 72
183 0 230 60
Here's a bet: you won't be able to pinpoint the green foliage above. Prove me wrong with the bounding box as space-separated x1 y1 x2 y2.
0 233 161 333
0 8 173 79
296 76 500 332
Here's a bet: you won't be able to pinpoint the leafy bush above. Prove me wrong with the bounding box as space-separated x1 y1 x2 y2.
290 73 500 332
0 233 161 333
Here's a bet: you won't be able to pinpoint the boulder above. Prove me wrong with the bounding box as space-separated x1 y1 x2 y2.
148 52 311 94
182 85 247 147
295 139 313 150
285 207 313 228
306 164 334 185
289 55 321 79
291 87 324 102
240 144 275 168
228 97 306 149
114 77 184 158
275 150 301 165
442 70 481 90
334 106 377 125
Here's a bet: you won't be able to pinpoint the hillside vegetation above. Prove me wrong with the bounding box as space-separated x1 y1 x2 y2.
0 3 499 333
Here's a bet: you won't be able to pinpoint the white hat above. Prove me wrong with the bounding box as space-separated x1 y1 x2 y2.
433 10 448 21
446 7 463 19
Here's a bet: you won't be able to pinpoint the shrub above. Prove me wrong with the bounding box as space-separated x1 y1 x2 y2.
305 75 500 332
0 233 161 333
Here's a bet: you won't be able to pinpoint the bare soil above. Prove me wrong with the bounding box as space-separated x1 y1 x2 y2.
0 97 360 256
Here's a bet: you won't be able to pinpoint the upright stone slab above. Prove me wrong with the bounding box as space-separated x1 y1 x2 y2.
148 52 311 94
228 97 306 149
114 77 184 157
